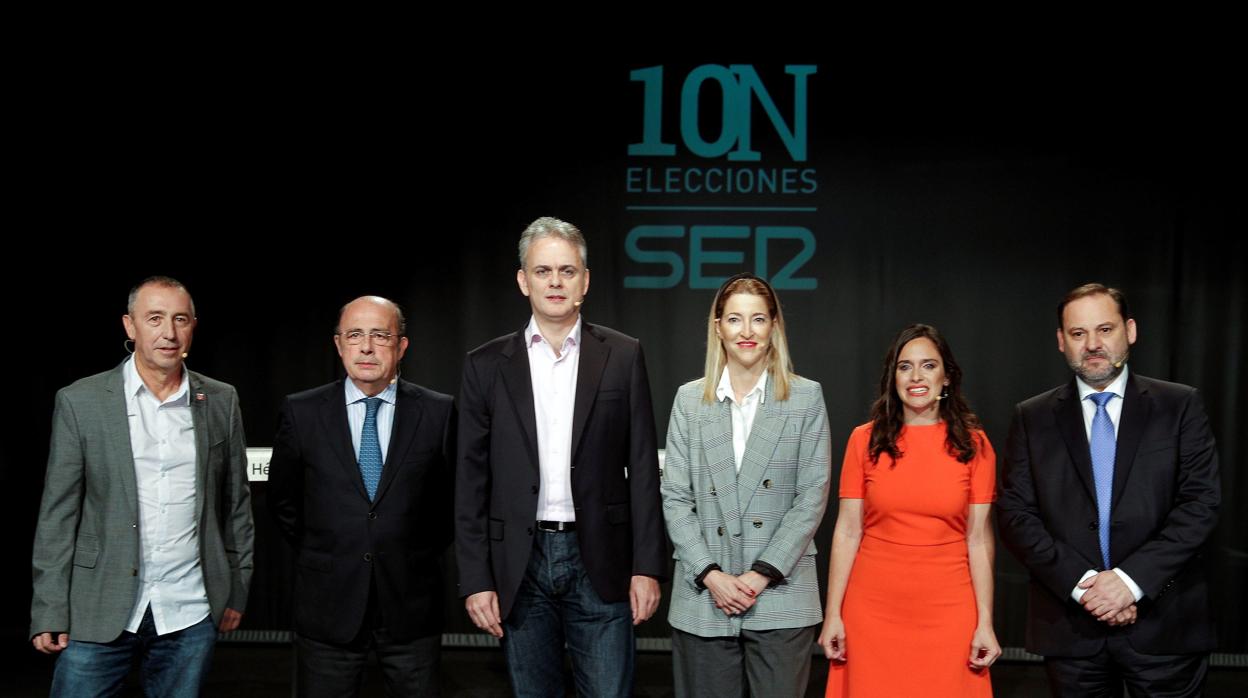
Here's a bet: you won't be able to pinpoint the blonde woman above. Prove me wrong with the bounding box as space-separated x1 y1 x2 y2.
662 273 831 697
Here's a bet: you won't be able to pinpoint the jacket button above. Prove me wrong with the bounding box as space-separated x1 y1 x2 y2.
717 526 724 536
753 519 763 528
368 512 377 520
763 479 772 489
363 553 373 562
691 506 697 514
132 568 138 577
1088 522 1098 530
527 527 534 536
710 487 717 496
531 485 539 494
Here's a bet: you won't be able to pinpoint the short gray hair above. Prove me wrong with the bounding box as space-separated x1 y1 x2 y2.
517 216 588 269
127 276 196 317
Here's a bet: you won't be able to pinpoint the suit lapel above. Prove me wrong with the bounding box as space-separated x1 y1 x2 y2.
736 378 784 514
702 399 743 537
500 329 540 473
188 371 211 522
374 381 423 504
321 380 371 502
1111 373 1148 512
571 323 609 465
105 363 140 522
1054 380 1097 504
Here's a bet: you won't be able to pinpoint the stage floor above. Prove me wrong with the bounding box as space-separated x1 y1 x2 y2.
10 644 1248 696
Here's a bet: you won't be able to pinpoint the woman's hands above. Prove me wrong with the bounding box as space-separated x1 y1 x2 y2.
968 624 1001 670
818 615 847 661
704 570 766 616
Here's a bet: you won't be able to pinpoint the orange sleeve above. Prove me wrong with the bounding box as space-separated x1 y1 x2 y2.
969 431 997 504
838 424 869 498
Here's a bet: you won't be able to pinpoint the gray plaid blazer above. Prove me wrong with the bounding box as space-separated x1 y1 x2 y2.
661 374 830 637
30 361 254 642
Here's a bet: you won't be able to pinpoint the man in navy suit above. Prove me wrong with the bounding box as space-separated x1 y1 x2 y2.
269 295 455 697
998 283 1220 697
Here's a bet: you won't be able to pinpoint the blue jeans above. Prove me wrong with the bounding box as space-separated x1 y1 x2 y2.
501 530 634 698
51 606 217 698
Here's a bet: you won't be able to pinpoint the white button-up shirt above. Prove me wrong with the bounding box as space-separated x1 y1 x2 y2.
123 356 210 634
715 369 768 473
528 315 581 522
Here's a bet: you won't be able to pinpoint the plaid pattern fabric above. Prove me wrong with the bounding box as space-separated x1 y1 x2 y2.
662 375 831 637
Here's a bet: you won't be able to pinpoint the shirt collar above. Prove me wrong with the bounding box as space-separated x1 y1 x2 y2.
525 314 582 354
123 354 190 406
344 378 398 406
715 368 768 405
1076 363 1129 402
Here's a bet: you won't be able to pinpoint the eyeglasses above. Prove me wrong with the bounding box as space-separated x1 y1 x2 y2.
337 330 400 346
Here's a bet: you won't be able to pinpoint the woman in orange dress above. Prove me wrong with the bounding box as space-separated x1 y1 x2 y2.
820 323 1001 696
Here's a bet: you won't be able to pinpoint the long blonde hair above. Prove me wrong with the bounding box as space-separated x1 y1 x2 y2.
701 274 795 403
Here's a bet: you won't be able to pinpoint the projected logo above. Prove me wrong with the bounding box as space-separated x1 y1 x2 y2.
624 64 818 290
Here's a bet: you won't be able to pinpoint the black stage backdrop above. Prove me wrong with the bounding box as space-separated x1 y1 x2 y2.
5 50 1244 653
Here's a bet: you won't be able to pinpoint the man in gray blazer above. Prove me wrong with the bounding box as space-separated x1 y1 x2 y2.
30 276 254 696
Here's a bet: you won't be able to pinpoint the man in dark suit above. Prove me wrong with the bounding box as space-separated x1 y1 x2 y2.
456 217 667 697
31 276 253 696
269 295 455 697
998 283 1220 696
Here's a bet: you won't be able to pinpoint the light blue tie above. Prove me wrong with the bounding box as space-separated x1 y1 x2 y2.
1089 391 1116 568
359 397 383 501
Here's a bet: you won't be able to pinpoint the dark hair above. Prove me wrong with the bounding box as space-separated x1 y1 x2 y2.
127 276 195 317
1057 283 1131 329
868 324 982 465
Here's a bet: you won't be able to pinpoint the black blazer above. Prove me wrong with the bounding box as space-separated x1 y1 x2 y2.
268 379 456 643
455 322 668 620
997 372 1220 656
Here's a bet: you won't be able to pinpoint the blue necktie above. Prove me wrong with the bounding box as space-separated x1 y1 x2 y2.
359 397 383 501
1089 391 1116 568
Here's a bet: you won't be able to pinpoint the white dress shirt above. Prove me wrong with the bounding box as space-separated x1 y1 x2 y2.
123 356 210 635
528 315 581 522
1070 365 1144 603
715 369 768 473
344 379 398 463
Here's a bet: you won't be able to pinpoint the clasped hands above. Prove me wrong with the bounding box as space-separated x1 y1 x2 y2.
704 570 769 616
1079 570 1137 626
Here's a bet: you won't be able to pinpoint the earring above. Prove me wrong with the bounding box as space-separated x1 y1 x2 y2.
124 339 135 354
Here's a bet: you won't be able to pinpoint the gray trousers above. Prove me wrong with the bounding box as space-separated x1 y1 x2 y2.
671 625 817 698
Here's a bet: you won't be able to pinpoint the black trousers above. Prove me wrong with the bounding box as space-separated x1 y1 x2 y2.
294 579 440 698
1044 635 1208 698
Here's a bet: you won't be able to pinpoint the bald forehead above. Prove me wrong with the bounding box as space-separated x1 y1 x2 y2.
337 296 403 332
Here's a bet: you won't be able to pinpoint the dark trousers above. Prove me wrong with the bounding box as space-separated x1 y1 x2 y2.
670 625 817 698
1044 635 1209 698
295 581 440 698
